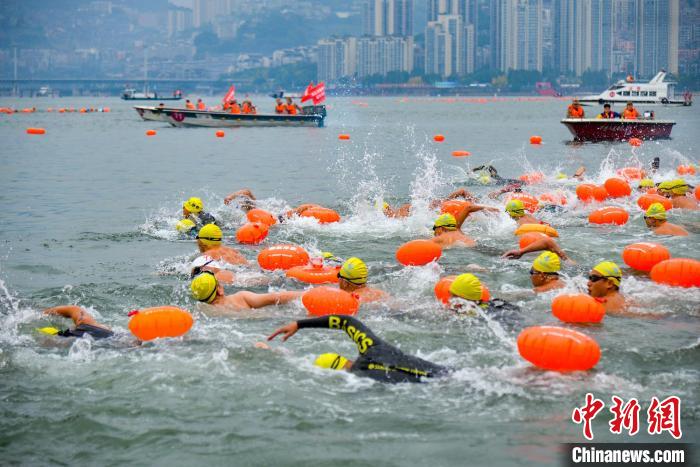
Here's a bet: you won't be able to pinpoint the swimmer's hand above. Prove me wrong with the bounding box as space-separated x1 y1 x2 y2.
254 341 271 350
501 249 522 259
267 321 299 342
573 166 586 178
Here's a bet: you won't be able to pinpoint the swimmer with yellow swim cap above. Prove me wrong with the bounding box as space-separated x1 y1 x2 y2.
637 178 655 192
431 213 476 247
196 224 248 265
337 257 388 303
658 179 698 210
38 305 113 339
182 197 218 228
504 199 541 225
190 272 302 313
587 261 626 313
381 188 487 219
446 273 521 316
267 315 448 383
176 218 197 237
223 188 326 220
643 203 689 236
529 252 564 293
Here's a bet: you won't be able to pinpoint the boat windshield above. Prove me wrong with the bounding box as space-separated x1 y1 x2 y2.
607 85 625 91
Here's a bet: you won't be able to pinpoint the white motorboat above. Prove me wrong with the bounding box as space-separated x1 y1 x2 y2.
579 71 692 106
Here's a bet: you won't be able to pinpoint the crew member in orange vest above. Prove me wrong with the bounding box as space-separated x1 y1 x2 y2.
196 98 206 110
566 99 585 118
622 101 640 119
229 99 241 114
185 99 195 110
275 98 286 114
285 97 301 115
242 100 256 114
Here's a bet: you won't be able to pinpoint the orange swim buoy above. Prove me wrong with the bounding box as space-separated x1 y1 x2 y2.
215 130 225 138
588 206 629 225
628 137 642 147
433 134 445 142
637 193 672 211
539 191 568 206
440 199 470 218
257 244 310 271
338 134 350 140
246 208 276 226
591 185 609 202
507 194 539 213
236 222 269 245
452 150 471 157
650 258 700 288
299 207 341 224
551 294 605 324
518 172 544 185
128 306 194 341
514 223 559 237
603 178 632 198
695 186 700 201
396 239 442 266
616 167 646 180
518 231 549 249
146 129 156 136
26 128 46 135
676 165 696 175
622 242 671 272
286 262 340 284
576 183 596 202
103 107 110 112
434 276 490 304
529 135 542 145
302 286 359 317
517 326 600 372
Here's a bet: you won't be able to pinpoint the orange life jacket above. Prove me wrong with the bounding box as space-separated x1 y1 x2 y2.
286 104 297 115
568 105 584 118
275 104 285 114
185 102 195 110
242 103 252 114
230 103 241 114
623 108 639 119
197 102 206 110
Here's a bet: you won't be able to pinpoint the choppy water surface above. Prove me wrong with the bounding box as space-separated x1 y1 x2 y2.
1 96 698 465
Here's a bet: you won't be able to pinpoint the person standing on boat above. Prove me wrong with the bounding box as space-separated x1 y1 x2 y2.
566 99 585 118
622 102 640 119
285 97 301 115
597 104 620 119
197 99 206 110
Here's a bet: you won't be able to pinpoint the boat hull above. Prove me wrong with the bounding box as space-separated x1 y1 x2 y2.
561 118 675 141
134 106 325 128
123 96 182 101
579 97 690 106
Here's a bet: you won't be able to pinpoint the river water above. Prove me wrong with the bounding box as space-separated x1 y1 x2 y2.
0 96 698 465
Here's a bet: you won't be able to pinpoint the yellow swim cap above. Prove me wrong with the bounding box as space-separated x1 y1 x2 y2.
669 179 689 195
657 181 673 195
478 174 492 185
183 197 204 213
449 273 483 301
196 224 222 246
191 271 218 303
338 257 368 285
36 326 60 335
638 178 654 189
556 172 567 180
532 251 561 273
315 353 349 370
505 199 525 218
434 213 457 230
592 261 622 287
176 218 196 233
645 202 667 220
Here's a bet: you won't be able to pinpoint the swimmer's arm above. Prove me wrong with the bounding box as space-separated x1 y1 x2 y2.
572 166 586 178
42 305 98 327
224 189 256 205
286 204 320 217
454 204 496 227
445 188 479 202
501 237 569 260
238 291 303 309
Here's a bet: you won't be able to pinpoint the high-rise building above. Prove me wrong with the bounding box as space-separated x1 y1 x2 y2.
317 38 357 82
496 0 543 72
425 14 473 77
554 0 613 76
193 0 234 28
167 7 194 37
363 0 414 36
427 0 478 23
635 0 679 76
317 35 413 81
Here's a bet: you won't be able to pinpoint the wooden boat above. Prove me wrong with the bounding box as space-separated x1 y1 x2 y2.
134 105 326 128
561 118 675 141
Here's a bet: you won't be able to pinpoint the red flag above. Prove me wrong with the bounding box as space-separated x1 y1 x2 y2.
222 85 235 104
301 82 314 103
310 82 325 105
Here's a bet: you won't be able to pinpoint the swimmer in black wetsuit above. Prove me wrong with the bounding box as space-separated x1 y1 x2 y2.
40 305 114 339
268 315 448 383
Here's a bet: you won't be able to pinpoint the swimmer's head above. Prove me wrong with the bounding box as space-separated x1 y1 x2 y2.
196 224 222 247
449 273 483 302
314 353 350 371
657 181 673 197
556 172 567 180
531 252 561 287
638 178 655 189
645 202 667 220
190 271 220 303
478 174 492 185
433 213 457 233
588 261 622 296
338 257 368 288
183 197 204 214
505 199 525 219
322 251 343 266
669 179 690 196
176 218 196 233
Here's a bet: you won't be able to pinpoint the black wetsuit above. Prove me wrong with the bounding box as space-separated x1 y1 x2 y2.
188 211 218 228
297 315 448 383
58 324 113 340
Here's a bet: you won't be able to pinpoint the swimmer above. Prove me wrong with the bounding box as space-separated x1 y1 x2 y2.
637 178 655 192
176 218 197 237
529 252 565 293
431 213 476 247
587 261 626 313
39 306 113 339
196 224 248 265
446 273 520 315
267 315 448 383
190 255 236 284
182 197 218 227
504 199 542 225
190 272 302 312
501 235 571 262
488 166 585 199
644 203 689 236
337 257 388 303
382 188 482 218
658 179 698 210
223 188 257 212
